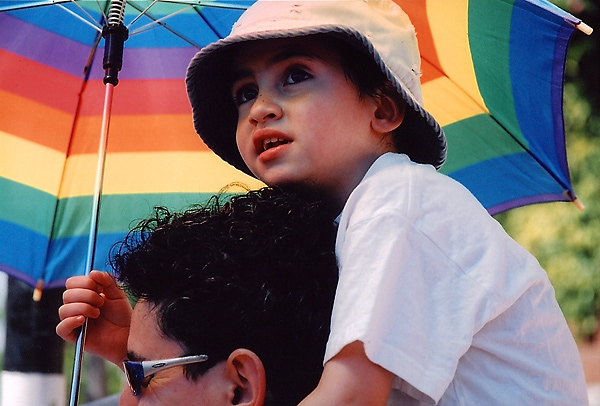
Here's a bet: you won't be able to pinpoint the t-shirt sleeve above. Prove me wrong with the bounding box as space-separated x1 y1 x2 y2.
325 209 504 402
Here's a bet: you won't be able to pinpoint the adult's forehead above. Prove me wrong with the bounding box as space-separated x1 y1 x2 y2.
128 301 184 360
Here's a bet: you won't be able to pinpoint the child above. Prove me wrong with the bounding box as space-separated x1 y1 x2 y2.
185 0 588 405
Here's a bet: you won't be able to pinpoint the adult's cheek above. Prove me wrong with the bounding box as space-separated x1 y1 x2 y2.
119 387 138 406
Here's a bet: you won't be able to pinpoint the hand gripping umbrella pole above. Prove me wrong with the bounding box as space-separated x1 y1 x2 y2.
69 1 128 405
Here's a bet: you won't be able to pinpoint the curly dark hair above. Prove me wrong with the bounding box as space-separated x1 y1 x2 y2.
110 187 338 406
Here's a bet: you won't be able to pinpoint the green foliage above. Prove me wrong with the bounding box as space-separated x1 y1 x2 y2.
495 1 600 340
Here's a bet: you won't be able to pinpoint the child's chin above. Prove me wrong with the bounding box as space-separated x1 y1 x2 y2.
277 182 326 196
256 169 297 187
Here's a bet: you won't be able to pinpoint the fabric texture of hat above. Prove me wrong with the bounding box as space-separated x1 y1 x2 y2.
186 0 447 176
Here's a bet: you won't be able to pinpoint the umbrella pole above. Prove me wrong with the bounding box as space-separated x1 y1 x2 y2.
68 2 128 401
69 81 115 406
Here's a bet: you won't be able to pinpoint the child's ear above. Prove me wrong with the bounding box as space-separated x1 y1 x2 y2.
225 349 266 406
371 91 406 134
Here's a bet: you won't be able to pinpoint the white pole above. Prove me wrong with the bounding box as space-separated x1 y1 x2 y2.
1 372 65 406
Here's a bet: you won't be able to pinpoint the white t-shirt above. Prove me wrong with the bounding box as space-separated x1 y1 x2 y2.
326 153 588 405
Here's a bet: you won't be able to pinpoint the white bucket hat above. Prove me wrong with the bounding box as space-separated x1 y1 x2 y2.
186 0 447 175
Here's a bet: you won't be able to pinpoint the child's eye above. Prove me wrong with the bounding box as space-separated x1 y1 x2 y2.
232 84 258 106
284 68 312 86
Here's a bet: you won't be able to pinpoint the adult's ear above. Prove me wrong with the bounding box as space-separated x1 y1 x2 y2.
225 348 266 406
371 86 406 135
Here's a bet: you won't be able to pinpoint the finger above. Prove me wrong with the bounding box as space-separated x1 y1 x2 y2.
63 287 105 308
65 275 103 293
58 302 101 321
56 315 85 343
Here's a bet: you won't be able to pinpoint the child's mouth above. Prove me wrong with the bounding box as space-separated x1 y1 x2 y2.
262 138 290 152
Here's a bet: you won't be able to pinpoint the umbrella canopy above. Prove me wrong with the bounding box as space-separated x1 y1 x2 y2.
396 0 590 214
0 0 263 292
0 0 590 292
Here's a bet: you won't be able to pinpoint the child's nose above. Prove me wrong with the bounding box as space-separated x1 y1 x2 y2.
248 93 283 125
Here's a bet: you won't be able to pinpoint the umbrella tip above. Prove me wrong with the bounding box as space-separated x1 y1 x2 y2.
572 198 585 211
33 279 44 302
564 190 585 211
576 21 593 35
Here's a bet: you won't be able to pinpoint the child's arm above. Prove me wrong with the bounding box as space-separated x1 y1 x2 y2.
298 341 393 406
56 270 132 367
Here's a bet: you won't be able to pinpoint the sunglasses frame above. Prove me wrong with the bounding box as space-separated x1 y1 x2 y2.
123 354 209 396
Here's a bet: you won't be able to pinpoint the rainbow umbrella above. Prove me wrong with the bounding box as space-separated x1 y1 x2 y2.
0 0 263 296
396 0 591 214
0 0 591 293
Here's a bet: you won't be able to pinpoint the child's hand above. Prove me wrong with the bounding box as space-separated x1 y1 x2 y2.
56 270 132 367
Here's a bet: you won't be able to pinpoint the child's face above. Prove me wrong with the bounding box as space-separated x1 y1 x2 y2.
231 36 390 202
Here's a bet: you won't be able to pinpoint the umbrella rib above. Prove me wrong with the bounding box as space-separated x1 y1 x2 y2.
485 112 571 191
126 1 204 48
94 0 108 22
0 0 71 12
193 4 224 40
128 0 160 27
0 0 106 29
57 2 103 32
156 0 249 10
128 2 192 33
68 0 104 27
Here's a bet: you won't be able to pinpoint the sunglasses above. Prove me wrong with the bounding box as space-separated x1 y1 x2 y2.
123 354 209 396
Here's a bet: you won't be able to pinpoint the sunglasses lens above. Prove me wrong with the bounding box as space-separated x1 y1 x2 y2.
123 361 145 396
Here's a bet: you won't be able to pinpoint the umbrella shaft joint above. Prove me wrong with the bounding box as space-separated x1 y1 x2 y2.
102 24 129 86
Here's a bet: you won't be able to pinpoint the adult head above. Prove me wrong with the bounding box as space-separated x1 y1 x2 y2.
111 187 338 405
